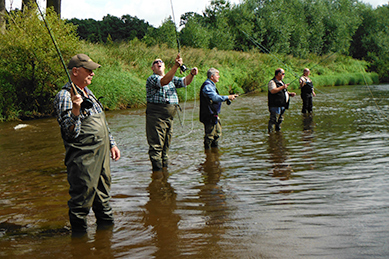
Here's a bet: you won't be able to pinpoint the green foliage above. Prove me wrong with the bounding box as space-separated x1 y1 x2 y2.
350 4 389 82
142 17 177 49
67 14 151 43
64 41 376 114
0 3 81 119
0 1 383 121
62 0 388 81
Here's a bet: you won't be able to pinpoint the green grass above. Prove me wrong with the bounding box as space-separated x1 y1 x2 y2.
79 40 378 111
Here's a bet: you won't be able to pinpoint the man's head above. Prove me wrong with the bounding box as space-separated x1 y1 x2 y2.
207 68 220 83
303 68 310 76
275 68 285 80
67 54 101 70
68 54 101 88
151 58 165 75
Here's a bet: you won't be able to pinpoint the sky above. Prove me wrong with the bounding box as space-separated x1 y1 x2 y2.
5 0 388 27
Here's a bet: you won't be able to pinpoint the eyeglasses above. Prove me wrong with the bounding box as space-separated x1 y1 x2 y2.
281 73 285 75
153 60 163 65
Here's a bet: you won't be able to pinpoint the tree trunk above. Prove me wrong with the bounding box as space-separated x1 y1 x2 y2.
22 0 35 11
0 0 5 34
47 0 61 18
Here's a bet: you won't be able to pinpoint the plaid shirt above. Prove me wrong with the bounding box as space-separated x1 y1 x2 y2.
146 74 186 104
53 82 117 148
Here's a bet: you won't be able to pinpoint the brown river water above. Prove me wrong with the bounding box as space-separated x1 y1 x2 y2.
0 84 388 258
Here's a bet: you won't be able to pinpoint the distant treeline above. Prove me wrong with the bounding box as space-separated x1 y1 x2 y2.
0 1 384 121
67 0 389 82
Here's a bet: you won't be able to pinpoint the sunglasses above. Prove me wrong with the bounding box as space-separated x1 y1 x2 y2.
153 60 163 65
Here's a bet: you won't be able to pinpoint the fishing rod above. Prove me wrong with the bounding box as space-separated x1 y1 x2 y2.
287 51 338 86
169 0 188 73
35 1 93 110
240 29 300 79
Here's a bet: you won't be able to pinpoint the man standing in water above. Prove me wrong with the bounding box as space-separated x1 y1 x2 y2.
199 68 237 150
268 68 296 133
146 54 198 173
299 68 316 114
53 54 121 235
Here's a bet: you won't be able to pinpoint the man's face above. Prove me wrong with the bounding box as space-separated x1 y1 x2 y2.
73 67 95 88
152 59 165 75
276 70 285 80
211 72 220 83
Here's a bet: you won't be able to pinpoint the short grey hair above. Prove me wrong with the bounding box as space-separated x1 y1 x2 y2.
207 68 219 79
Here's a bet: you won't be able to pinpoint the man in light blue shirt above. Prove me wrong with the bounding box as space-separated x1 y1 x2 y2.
199 68 237 150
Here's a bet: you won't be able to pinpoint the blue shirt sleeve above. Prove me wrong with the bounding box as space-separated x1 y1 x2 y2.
202 80 229 103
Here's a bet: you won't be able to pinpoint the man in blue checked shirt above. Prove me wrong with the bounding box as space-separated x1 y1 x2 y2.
53 54 120 235
199 68 237 150
146 54 198 173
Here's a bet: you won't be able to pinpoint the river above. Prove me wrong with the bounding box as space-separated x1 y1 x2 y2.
0 84 388 258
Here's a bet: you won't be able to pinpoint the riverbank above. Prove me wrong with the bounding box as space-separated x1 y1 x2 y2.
0 40 379 121
78 40 380 111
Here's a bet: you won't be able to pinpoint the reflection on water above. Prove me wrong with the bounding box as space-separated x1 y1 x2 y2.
197 149 227 226
267 132 293 180
143 171 180 258
1 84 389 258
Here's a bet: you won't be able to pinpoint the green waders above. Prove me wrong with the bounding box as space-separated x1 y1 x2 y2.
146 103 177 171
63 112 113 232
203 119 222 149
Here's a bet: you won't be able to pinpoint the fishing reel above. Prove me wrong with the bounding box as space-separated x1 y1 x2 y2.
80 97 94 110
180 64 188 74
226 99 232 105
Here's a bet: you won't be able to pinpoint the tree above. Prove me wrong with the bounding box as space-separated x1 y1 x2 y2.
0 4 81 119
143 17 176 49
67 14 152 43
47 0 61 17
180 12 210 49
21 0 35 11
0 0 5 34
351 4 389 81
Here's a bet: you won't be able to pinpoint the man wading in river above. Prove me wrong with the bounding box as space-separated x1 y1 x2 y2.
199 68 237 150
299 68 316 114
53 54 121 235
146 54 198 173
268 68 296 133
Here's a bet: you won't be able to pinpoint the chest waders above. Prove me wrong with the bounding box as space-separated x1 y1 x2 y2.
301 81 314 114
146 103 177 172
199 83 223 149
63 112 113 231
268 79 289 133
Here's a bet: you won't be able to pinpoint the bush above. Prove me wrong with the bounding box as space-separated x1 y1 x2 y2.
0 3 81 119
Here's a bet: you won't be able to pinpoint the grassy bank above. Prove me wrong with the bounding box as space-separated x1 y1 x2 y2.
0 5 380 121
0 40 379 121
80 40 379 111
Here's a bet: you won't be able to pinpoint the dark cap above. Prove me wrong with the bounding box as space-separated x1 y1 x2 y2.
67 54 101 70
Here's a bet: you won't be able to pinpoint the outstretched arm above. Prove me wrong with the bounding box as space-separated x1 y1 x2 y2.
160 54 182 86
184 67 198 86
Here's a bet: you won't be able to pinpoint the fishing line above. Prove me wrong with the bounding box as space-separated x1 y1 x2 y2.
240 29 300 79
35 1 93 109
169 0 188 74
175 75 199 140
360 68 388 122
169 0 195 130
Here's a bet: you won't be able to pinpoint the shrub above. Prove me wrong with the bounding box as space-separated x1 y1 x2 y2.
0 3 81 119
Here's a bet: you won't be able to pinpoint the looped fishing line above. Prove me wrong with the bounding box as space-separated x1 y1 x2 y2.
175 75 199 139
